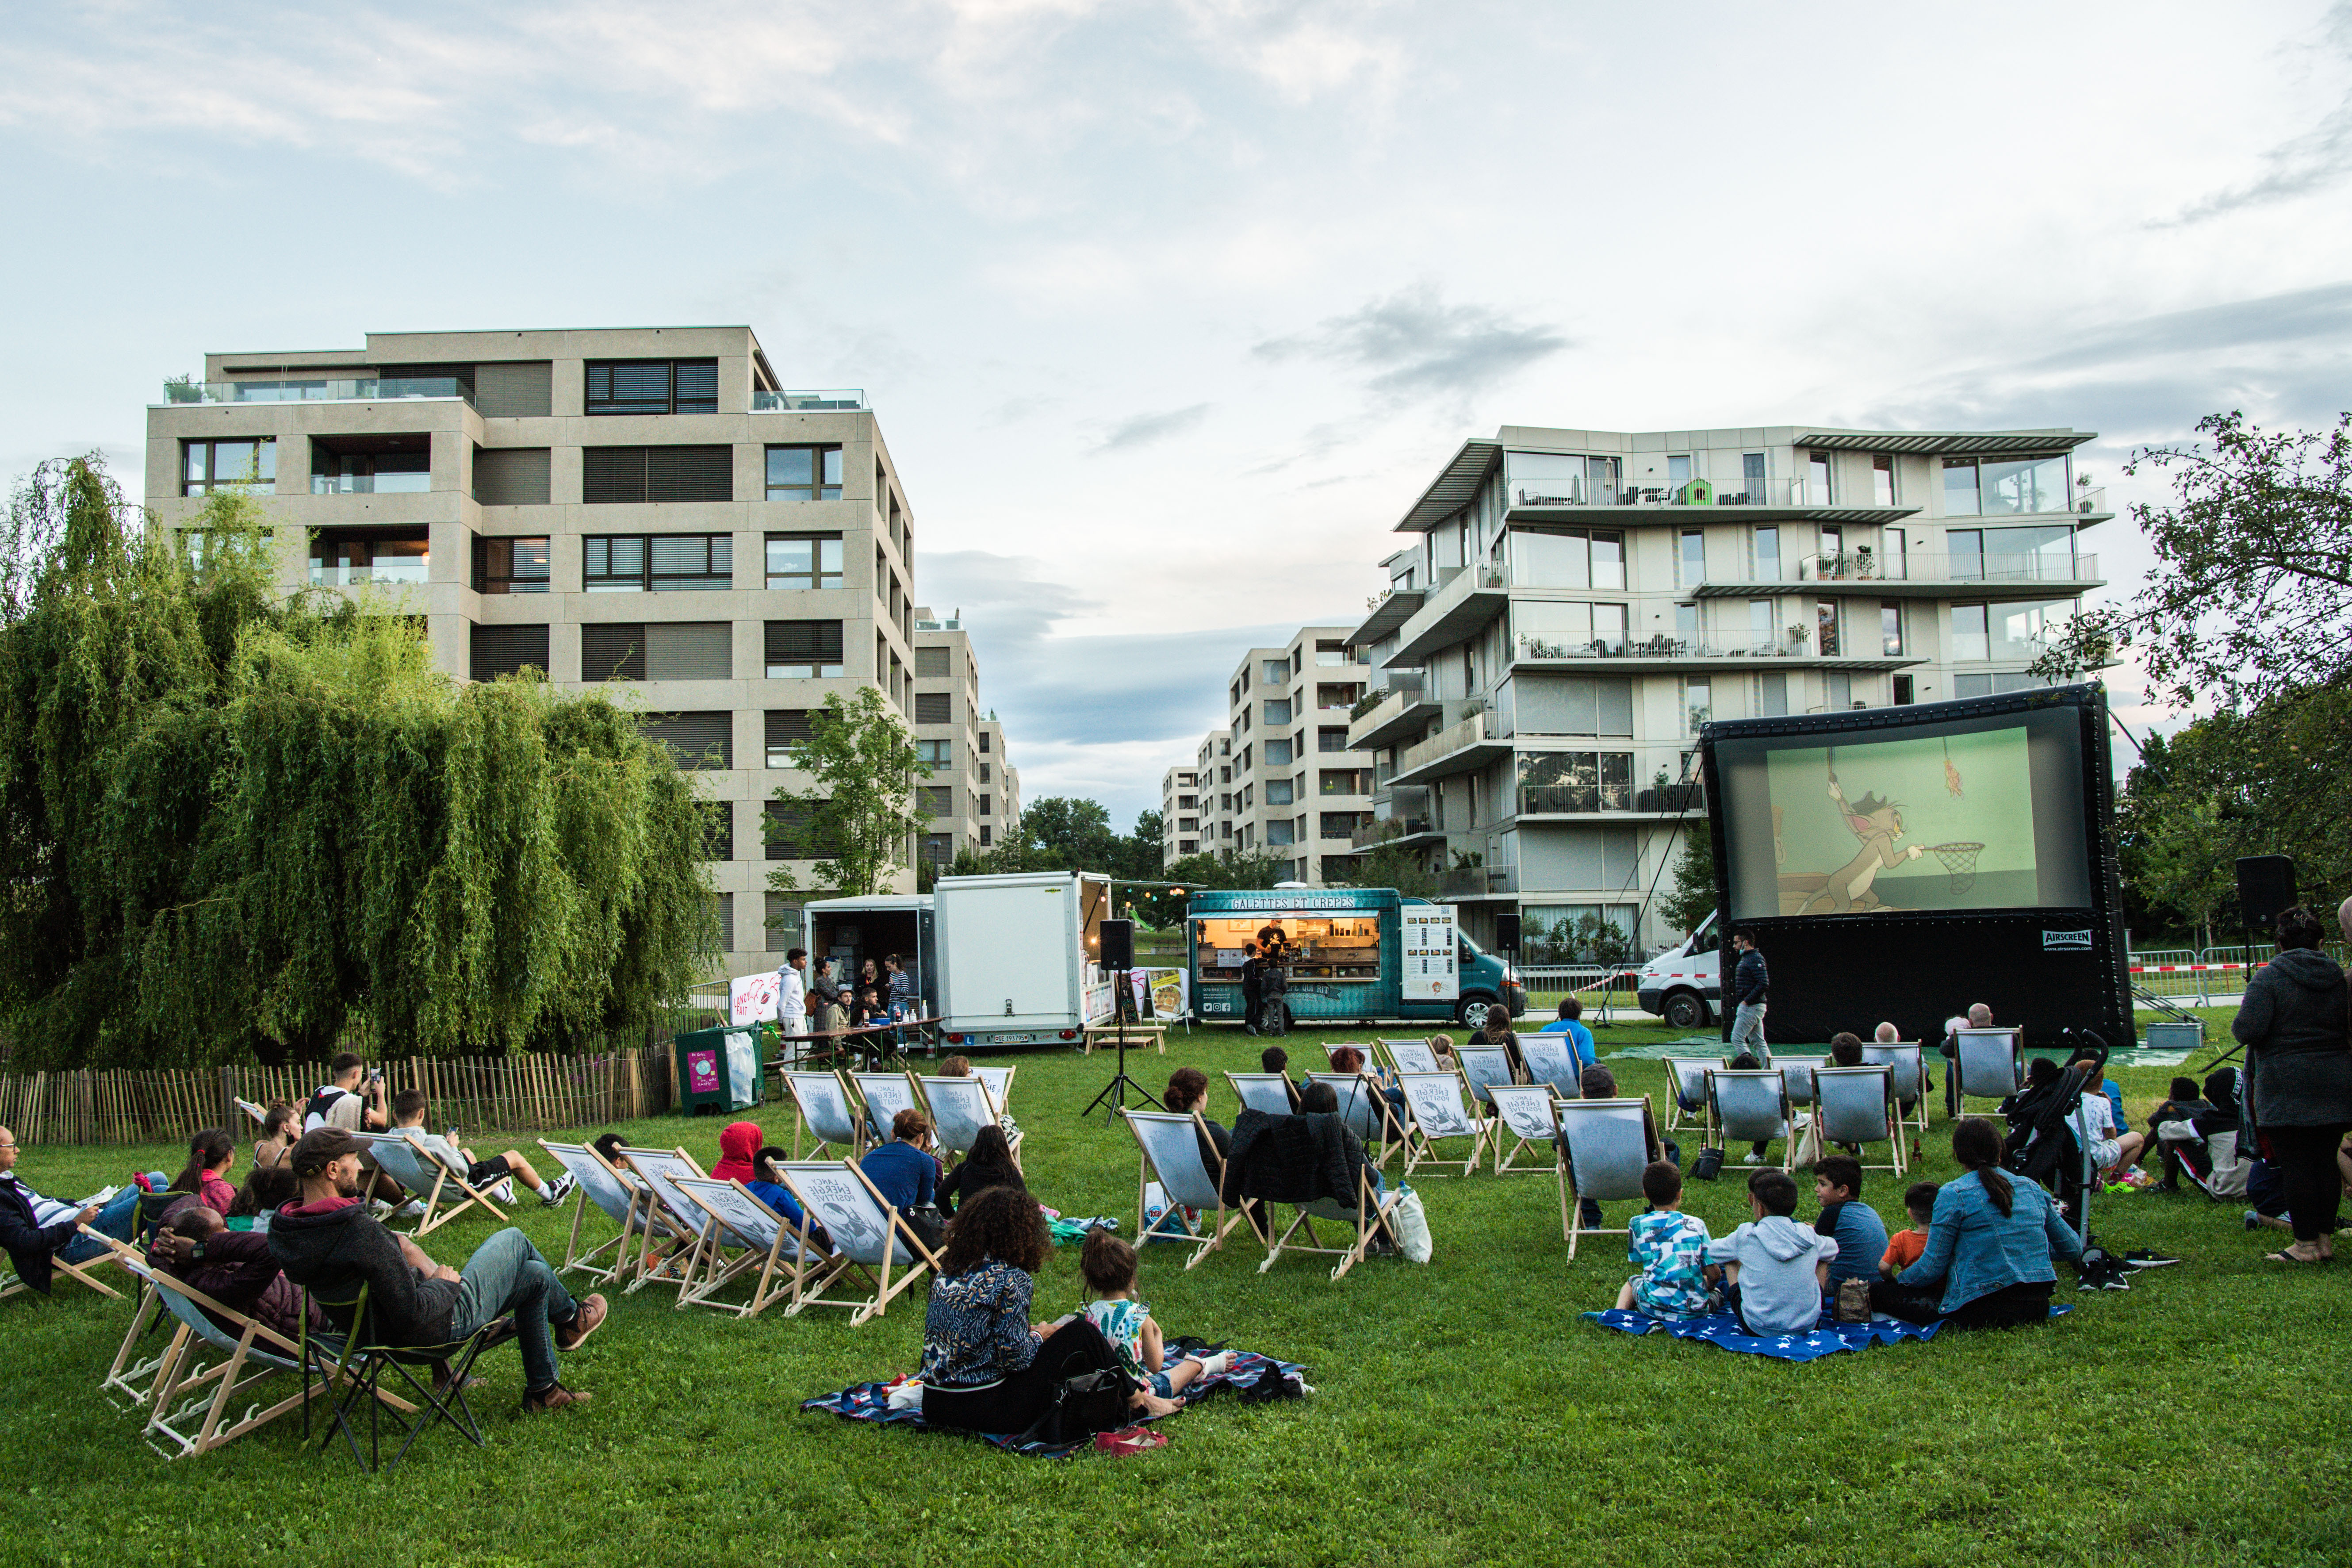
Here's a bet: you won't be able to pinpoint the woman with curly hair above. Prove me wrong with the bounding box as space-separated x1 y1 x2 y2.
917 1185 1180 1434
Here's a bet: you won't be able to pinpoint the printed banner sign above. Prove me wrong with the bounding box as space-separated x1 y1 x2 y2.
1401 905 1459 1001
729 971 781 1025
685 1048 720 1095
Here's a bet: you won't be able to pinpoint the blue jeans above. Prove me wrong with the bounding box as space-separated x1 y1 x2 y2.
57 1173 166 1263
449 1228 578 1393
1728 1003 1768 1061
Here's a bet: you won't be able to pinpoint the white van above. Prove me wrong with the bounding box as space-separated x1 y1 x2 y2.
1636 910 1718 1028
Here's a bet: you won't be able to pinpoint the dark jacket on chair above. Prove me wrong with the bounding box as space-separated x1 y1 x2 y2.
0 1172 81 1296
154 1228 323 1342
267 1202 458 1347
1220 1108 1370 1209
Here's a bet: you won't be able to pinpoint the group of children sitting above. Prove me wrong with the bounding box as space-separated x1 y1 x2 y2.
1613 1154 1937 1337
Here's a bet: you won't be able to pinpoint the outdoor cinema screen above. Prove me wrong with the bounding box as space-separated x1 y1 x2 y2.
1714 705 2094 920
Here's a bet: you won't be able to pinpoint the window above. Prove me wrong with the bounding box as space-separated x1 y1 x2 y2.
1992 599 2076 660
585 359 718 416
1747 599 1775 653
1942 457 1981 516
1318 727 1349 753
1816 600 1841 657
1979 455 2069 516
1954 673 1993 698
765 799 839 860
1320 812 1360 840
1892 674 1915 705
765 893 802 953
641 712 732 771
1264 699 1291 725
582 623 645 681
978 731 992 754
1948 525 2075 581
1951 603 1990 661
474 361 553 418
582 446 732 504
1315 640 1348 666
1676 603 1701 647
764 620 844 678
1829 672 1855 709
1264 738 1293 767
1873 455 1896 506
469 623 548 682
766 533 843 590
1265 820 1296 847
1262 659 1287 686
915 693 952 725
311 532 428 586
1756 671 1788 717
1880 601 1904 656
979 795 992 816
767 709 813 767
917 738 952 769
981 764 993 783
311 437 429 495
921 833 955 865
474 447 552 506
578 621 728 682
713 892 736 951
980 825 993 847
1678 529 1706 587
182 438 276 495
1266 779 1294 806
1517 751 1635 813
1742 452 1767 502
1511 601 1630 658
1520 905 1637 964
475 536 549 594
582 533 732 592
1683 677 1712 734
1807 452 1833 504
765 445 844 501
916 647 951 678
1509 528 1625 590
919 786 954 817
1749 525 1781 583
1667 455 1692 484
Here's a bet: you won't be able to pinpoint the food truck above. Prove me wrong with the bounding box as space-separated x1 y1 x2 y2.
1186 887 1525 1029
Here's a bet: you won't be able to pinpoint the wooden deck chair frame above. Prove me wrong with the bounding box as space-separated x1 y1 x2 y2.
1391 1069 1493 1178
537 1139 645 1287
783 1069 866 1159
101 1269 192 1411
614 1145 714 1295
1952 1027 2023 1111
1551 1095 1663 1257
1705 1068 1795 1167
671 1176 805 1319
357 1130 509 1237
1862 1042 1932 1136
1224 1071 1297 1118
1801 1066 1908 1176
848 1070 924 1148
1378 1038 1445 1076
972 1064 1016 1117
915 1074 1025 1171
31 1221 135 1300
1122 1108 1239 1269
1660 1058 1712 1136
131 1257 341 1460
1486 1082 1568 1175
772 1159 939 1326
1245 1163 1403 1282
1302 1071 1406 1169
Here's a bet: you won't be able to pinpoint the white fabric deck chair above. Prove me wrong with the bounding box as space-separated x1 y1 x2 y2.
1235 1119 1406 1283
916 1075 1023 1169
1517 1035 1582 1100
1393 1069 1492 1178
356 1131 507 1237
614 1146 714 1295
1225 1072 1297 1117
1456 1043 1520 1112
973 1065 1015 1116
537 1139 644 1286
1552 1095 1662 1256
1803 1066 1906 1175
783 1070 866 1158
1123 1109 1238 1269
235 1097 270 1127
1952 1027 2023 1111
131 1257 340 1460
1323 1042 1377 1071
772 1159 937 1325
1777 1056 1828 1108
1661 1058 1712 1135
1486 1082 1567 1175
671 1176 805 1318
1379 1038 1444 1075
1303 1071 1403 1167
1862 1043 1930 1135
849 1070 922 1144
1706 1068 1794 1166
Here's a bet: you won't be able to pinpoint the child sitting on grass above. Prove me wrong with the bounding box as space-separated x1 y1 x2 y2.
1704 1169 1838 1336
1880 1181 1938 1277
1080 1230 1232 1399
1614 1161 1711 1319
1811 1155 1889 1293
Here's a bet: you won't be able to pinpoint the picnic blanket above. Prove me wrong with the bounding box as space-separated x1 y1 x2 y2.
1584 1302 2070 1360
801 1349 1309 1459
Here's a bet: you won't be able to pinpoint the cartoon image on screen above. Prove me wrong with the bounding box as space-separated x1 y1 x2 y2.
1767 729 2036 914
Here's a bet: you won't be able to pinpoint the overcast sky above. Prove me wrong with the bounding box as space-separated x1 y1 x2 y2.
6 1 2349 825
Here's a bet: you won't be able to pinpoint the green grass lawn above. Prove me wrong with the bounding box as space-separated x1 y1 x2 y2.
4 1008 2346 1568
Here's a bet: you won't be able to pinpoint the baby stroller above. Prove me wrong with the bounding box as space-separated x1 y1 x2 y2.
2000 1039 2108 1240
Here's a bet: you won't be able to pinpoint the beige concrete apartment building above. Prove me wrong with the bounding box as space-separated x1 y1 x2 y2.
913 608 1021 866
143 325 921 982
1346 423 2112 957
1161 761 1205 863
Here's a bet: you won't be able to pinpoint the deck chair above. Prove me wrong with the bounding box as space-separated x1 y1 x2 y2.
1951 1027 2023 1112
3 1223 131 1302
537 1139 644 1286
1862 1043 1930 1136
1323 1042 1377 1071
235 1097 270 1127
783 1070 865 1158
1303 1071 1404 1167
1552 1096 1663 1257
1487 1083 1567 1175
1661 1058 1712 1136
130 1257 340 1460
1456 1043 1520 1110
1804 1065 1906 1175
973 1065 1016 1116
1225 1072 1298 1117
1706 1068 1795 1166
1777 1055 1828 1108
1227 1114 1405 1283
1379 1038 1444 1076
1517 1034 1583 1100
671 1176 805 1319
299 1277 509 1475
772 1159 937 1325
614 1146 714 1295
1393 1070 1492 1178
916 1074 1024 1169
355 1130 507 1237
850 1070 922 1144
1123 1109 1239 1269
100 1267 188 1411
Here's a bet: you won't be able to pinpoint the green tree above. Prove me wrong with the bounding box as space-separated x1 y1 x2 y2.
1126 809 1166 879
1347 820 1438 899
1658 823 1717 940
765 686 927 898
0 456 714 1067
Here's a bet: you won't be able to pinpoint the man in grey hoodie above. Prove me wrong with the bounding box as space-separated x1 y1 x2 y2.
1704 1169 1837 1335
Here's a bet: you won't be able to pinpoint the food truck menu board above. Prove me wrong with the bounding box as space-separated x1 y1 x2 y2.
1401 905 1459 1001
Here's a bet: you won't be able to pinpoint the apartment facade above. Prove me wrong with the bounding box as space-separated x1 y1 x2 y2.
144 326 921 983
913 608 1020 865
1346 424 2111 957
1161 763 1204 863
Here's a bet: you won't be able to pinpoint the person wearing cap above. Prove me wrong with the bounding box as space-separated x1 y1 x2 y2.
267 1128 609 1413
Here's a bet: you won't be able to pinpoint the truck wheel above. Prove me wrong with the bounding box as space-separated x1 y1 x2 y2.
1455 996 1497 1028
1663 990 1708 1030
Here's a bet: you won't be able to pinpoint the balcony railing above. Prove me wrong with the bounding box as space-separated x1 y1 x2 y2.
1792 550 2099 584
1508 474 1861 510
310 472 431 495
1435 866 1515 897
752 389 868 411
166 378 466 405
1351 816 1433 849
1397 713 1486 776
1517 633 1824 661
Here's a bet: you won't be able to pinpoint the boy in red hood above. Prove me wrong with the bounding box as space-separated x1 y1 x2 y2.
713 1122 819 1242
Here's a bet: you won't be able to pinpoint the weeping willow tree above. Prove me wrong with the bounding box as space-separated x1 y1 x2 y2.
0 455 716 1067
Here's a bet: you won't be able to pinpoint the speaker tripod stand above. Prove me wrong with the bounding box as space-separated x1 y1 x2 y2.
1082 969 1161 1119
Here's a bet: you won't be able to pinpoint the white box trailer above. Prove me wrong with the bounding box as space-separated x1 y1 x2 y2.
934 871 1119 1050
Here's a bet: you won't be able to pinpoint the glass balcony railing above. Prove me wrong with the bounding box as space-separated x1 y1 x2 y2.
1793 550 2098 584
166 378 467 404
752 389 868 411
310 559 429 587
1507 474 1866 510
310 472 431 495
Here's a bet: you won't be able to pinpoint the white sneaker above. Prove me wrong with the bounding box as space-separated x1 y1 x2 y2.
1195 1350 1233 1379
1741 1152 1764 1165
490 1178 517 1206
542 1172 577 1207
394 1200 427 1219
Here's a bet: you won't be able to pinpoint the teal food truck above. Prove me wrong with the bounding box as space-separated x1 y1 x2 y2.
1187 888 1526 1029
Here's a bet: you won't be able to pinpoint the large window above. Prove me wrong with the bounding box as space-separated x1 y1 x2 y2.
1265 779 1294 806
1192 913 1382 984
765 799 841 861
1315 640 1348 666
585 359 718 416
1264 698 1291 725
475 536 550 594
1263 738 1293 767
1265 820 1296 846
311 436 430 495
469 623 548 682
1747 599 1775 652
917 738 952 769
182 437 275 495
581 621 730 681
311 532 428 586
766 709 814 767
1521 904 1637 964
915 693 952 724
1518 751 1634 813
765 532 843 590
1950 603 1990 661
1320 769 1370 795
1678 530 1706 587
920 786 954 817
1683 677 1712 733
1948 525 2075 581
766 445 843 501
1510 528 1626 590
582 445 732 504
1318 727 1349 753
1748 525 1781 583
1807 452 1833 504
474 447 551 506
1992 599 2076 660
640 712 733 771
1941 454 2069 516
765 620 845 678
1511 600 1630 658
1262 659 1288 686
583 533 732 592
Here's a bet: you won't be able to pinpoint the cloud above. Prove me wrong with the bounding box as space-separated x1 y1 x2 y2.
2019 282 2352 374
2161 3 2352 224
1093 402 1211 452
1253 282 1568 402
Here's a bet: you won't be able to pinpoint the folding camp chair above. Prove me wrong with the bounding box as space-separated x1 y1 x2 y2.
1517 1034 1583 1100
299 1277 509 1474
1225 1072 1297 1117
671 1176 806 1319
1123 1109 1240 1269
1487 1083 1567 1175
1951 1027 2023 1113
1861 1043 1930 1136
1392 1070 1492 1178
130 1257 341 1459
849 1070 922 1145
1456 1043 1520 1111
355 1131 508 1237
537 1139 645 1287
916 1075 1024 1170
783 1070 866 1158
1706 1068 1795 1167
1302 1071 1404 1168
1552 1096 1663 1257
1804 1065 1906 1175
1378 1038 1444 1076
772 1159 938 1325
1660 1058 1712 1136
614 1146 715 1295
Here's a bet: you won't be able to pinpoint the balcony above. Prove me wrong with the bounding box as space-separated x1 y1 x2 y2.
1436 866 1516 898
1347 585 1426 649
1515 781 1703 817
1512 633 1923 674
163 377 466 405
1690 550 2102 601
1505 472 1917 525
752 389 868 411
311 472 431 495
1351 814 1436 850
1348 683 1443 751
1391 711 1514 787
1391 564 1510 666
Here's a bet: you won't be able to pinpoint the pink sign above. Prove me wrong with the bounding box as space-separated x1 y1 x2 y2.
686 1048 720 1094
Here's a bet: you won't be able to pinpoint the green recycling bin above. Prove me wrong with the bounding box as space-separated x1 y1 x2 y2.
674 1024 766 1116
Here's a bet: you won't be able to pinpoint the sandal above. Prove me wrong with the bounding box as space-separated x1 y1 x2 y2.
2265 1246 2328 1265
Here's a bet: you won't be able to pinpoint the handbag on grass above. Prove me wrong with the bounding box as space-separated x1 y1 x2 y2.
1391 1185 1433 1264
1691 1146 1725 1182
1017 1356 1133 1447
1834 1278 1872 1323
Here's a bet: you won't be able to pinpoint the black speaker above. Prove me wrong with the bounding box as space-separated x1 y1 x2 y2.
1099 918 1134 970
1494 912 1521 951
2237 856 2298 930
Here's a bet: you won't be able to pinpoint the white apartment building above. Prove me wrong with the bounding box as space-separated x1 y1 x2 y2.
1161 763 1204 863
912 608 1020 868
143 326 922 983
1346 424 2111 956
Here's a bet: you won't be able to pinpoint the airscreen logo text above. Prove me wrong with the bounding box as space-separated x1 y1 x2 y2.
2041 929 2092 950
